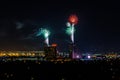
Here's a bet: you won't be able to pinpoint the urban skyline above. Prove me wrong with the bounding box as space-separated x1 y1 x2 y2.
0 1 120 80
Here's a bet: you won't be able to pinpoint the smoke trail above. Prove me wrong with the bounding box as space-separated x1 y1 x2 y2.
71 24 75 43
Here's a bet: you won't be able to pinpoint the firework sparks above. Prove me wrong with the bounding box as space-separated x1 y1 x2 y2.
66 22 75 43
66 14 78 43
36 28 50 46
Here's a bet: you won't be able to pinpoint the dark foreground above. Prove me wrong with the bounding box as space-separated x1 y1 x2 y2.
0 59 120 80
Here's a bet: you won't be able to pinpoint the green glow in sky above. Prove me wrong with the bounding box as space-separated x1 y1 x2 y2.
66 22 75 35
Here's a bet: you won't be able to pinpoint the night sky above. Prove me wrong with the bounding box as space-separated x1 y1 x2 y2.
0 0 119 52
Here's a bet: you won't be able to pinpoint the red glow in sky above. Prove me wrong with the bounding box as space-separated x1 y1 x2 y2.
68 14 78 25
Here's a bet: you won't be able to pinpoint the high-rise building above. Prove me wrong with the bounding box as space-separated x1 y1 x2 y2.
44 44 57 60
68 43 75 59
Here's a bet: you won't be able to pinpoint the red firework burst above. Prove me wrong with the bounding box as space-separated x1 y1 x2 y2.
68 14 78 25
